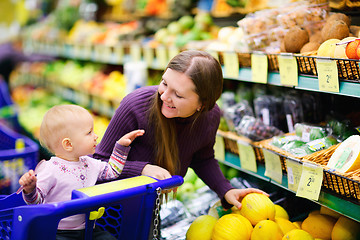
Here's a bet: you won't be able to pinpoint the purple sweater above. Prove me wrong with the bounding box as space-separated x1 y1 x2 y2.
93 85 233 202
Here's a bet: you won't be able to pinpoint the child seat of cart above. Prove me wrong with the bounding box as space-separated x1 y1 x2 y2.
0 175 183 240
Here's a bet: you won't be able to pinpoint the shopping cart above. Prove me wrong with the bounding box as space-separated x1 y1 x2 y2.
0 123 39 195
0 175 183 240
0 78 21 132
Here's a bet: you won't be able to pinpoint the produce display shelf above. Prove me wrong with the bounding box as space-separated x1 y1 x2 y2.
235 68 360 98
222 152 360 223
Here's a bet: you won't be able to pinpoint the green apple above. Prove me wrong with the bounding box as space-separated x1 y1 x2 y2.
177 182 195 202
226 168 239 180
194 178 206 190
167 21 182 35
178 15 194 30
183 168 197 183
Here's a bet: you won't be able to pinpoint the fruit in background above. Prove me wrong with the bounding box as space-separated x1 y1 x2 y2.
326 135 360 173
317 39 341 57
226 167 238 179
186 215 217 240
275 217 298 235
300 42 320 54
208 200 231 219
167 21 182 35
240 193 275 226
331 216 360 240
321 20 349 41
176 182 195 202
194 177 206 190
301 213 337 239
154 28 169 44
194 12 213 31
284 26 309 53
345 38 360 59
178 15 194 30
274 204 289 220
183 168 197 183
282 229 314 240
292 221 301 229
334 37 356 58
251 220 283 240
212 214 253 240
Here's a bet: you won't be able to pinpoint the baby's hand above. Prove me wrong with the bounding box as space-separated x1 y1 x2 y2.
19 170 37 194
117 130 145 147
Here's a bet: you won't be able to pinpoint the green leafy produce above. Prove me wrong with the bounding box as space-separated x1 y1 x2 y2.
309 128 326 141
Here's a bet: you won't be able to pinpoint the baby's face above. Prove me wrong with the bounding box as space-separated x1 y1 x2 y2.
68 113 98 158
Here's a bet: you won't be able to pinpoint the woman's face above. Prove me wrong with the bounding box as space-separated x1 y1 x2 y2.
158 68 202 118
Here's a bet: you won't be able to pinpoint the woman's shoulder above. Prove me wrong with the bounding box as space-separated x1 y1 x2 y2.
123 85 158 102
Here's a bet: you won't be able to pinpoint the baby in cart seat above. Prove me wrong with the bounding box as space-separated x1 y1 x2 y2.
18 104 144 240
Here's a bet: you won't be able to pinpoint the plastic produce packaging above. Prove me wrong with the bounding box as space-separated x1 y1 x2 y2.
223 100 254 131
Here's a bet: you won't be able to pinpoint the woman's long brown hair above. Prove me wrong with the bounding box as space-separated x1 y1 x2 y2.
148 50 223 175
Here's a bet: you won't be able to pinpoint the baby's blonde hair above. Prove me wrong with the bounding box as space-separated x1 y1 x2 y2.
39 104 91 153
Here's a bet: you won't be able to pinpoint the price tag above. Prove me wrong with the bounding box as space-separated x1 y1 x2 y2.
78 92 91 107
214 135 225 162
206 50 219 62
168 47 180 61
130 44 142 62
223 52 239 79
237 141 257 172
156 46 168 69
73 45 82 58
316 58 339 93
101 45 112 62
296 162 323 201
251 53 268 83
278 54 298 86
83 44 92 59
286 159 302 192
114 44 124 63
143 47 154 67
263 149 282 184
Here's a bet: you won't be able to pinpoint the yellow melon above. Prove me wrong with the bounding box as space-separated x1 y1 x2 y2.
275 217 298 235
240 193 275 226
251 220 283 240
292 221 302 229
275 205 289 220
301 213 337 239
317 39 341 57
333 37 357 59
212 214 252 240
326 135 360 173
282 229 314 240
331 216 360 240
186 215 217 240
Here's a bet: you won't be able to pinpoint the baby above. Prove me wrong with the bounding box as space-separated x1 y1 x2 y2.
19 104 144 240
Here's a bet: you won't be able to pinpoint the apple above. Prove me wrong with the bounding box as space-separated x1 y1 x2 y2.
178 15 194 31
194 178 206 190
177 182 195 202
183 168 197 183
226 168 239 180
167 21 182 35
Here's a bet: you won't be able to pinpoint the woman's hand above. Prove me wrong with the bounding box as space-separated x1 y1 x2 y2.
117 129 145 147
142 164 172 180
224 188 269 210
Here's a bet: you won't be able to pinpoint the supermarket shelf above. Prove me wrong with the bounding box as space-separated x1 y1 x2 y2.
234 68 360 98
222 152 360 223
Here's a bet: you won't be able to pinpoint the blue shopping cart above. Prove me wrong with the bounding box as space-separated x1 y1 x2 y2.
0 78 21 132
0 123 39 195
0 175 183 240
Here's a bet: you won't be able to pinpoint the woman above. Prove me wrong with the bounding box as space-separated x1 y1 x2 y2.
93 50 267 210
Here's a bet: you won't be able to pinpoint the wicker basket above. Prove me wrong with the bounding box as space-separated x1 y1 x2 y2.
295 54 318 76
258 133 301 172
336 59 360 82
302 144 360 202
267 54 279 72
346 0 360 7
217 130 264 163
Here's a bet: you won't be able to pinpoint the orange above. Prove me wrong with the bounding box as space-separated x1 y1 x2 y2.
345 39 360 59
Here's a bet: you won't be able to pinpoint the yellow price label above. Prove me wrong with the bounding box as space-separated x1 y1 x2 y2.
237 142 257 172
214 135 225 162
206 50 219 63
156 47 168 69
316 58 339 93
251 53 268 83
278 55 298 86
296 162 323 201
223 52 239 79
130 44 142 62
114 44 124 63
143 47 154 67
15 138 25 152
168 47 180 61
286 159 302 192
263 149 282 184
